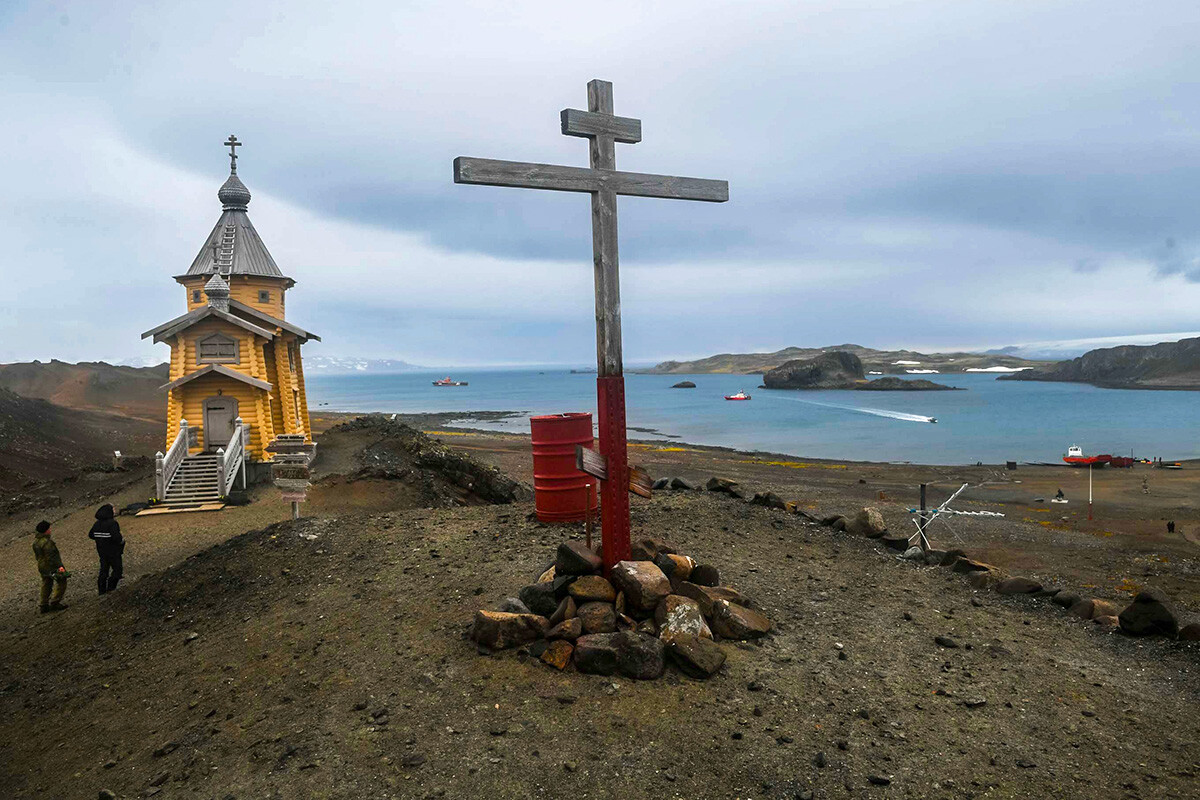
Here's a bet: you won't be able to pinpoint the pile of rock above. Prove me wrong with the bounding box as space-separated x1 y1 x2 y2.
469 537 771 679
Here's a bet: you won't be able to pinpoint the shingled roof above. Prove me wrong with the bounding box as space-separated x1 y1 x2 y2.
179 166 293 284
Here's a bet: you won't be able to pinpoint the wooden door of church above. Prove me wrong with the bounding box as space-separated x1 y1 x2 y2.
203 396 238 451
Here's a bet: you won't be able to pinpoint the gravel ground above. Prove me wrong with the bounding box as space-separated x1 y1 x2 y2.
2 418 1197 799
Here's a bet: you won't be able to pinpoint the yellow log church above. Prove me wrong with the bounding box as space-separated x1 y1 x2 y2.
142 137 318 503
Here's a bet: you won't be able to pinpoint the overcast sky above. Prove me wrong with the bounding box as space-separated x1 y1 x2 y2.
3 1 1200 367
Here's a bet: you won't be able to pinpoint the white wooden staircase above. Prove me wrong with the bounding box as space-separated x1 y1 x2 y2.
150 418 248 511
163 453 223 505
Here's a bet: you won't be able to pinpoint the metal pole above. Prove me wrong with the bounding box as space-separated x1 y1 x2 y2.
292 501 300 521
1088 463 1093 521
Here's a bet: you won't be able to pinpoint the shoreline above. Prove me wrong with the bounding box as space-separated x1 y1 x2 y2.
311 410 1200 470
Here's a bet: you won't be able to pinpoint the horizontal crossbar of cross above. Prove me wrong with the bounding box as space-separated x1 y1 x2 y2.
453 156 728 202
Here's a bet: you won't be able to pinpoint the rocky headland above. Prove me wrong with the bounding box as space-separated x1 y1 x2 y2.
1000 336 1200 389
762 351 959 391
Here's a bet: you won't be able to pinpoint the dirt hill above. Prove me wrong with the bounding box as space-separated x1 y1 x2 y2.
0 388 159 495
644 344 1045 375
1000 336 1200 389
0 360 167 421
1 420 1197 798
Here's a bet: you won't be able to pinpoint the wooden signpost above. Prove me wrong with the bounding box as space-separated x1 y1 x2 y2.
455 79 728 570
270 436 315 520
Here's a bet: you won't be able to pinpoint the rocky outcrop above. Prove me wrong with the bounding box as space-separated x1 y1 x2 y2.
763 351 957 390
1000 336 1200 390
763 351 865 389
1119 588 1181 637
670 380 696 388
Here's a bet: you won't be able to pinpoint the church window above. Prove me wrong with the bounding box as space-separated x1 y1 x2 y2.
258 290 271 304
287 342 297 373
192 289 202 304
197 333 239 364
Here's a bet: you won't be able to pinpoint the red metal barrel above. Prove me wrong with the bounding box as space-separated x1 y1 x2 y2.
530 412 598 523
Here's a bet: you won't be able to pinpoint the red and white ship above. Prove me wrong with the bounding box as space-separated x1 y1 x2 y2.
724 390 751 401
432 376 468 387
1063 445 1111 467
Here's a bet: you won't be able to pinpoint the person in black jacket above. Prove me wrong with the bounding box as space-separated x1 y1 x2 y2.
88 504 124 594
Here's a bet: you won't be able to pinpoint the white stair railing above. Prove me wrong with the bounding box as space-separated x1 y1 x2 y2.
218 417 248 497
156 419 189 501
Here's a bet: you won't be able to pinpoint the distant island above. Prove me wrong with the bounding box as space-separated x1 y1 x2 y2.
999 336 1200 390
642 343 1045 375
762 352 960 391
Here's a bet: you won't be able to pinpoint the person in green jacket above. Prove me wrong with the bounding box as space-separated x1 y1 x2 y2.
32 520 69 613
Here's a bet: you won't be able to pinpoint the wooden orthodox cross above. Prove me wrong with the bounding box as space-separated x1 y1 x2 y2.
454 79 728 570
224 134 241 172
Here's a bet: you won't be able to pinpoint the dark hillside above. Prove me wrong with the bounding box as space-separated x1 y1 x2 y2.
1000 337 1200 389
0 360 167 421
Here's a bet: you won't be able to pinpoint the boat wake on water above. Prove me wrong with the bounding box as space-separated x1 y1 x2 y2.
766 394 937 424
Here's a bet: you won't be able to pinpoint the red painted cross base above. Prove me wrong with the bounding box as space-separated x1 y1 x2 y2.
596 375 632 571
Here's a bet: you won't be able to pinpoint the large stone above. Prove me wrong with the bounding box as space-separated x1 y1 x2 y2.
850 507 887 538
706 476 740 493
1069 598 1119 621
1119 588 1181 637
576 601 618 634
900 546 925 561
939 548 967 567
690 564 720 586
611 561 672 613
497 597 531 614
469 611 549 650
924 549 949 566
951 557 995 574
555 541 602 575
751 491 788 510
548 618 583 641
654 553 696 584
536 565 556 584
574 633 620 675
1179 622 1200 641
518 583 560 617
654 595 713 642
1052 591 1082 608
677 581 751 618
664 632 727 678
1093 615 1120 631
568 575 617 604
669 477 696 491
710 599 771 640
831 517 848 531
630 537 678 562
548 596 576 626
881 532 911 551
613 631 666 680
540 640 574 670
996 577 1043 595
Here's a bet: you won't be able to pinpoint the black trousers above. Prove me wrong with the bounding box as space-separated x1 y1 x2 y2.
98 553 123 594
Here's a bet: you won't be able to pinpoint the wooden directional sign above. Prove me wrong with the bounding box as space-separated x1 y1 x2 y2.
576 446 654 498
455 79 728 570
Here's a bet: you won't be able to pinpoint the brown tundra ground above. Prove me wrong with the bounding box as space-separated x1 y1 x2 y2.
0 415 1196 799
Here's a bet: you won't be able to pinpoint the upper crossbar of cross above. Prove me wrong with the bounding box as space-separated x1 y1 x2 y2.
453 80 727 203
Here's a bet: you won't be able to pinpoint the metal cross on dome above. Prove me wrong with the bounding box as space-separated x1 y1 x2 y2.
224 134 241 172
454 79 729 571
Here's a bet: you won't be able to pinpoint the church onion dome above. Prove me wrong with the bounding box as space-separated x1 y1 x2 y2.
204 272 231 311
218 173 251 210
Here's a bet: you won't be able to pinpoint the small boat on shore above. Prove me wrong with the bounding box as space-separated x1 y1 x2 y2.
724 390 751 401
432 376 468 387
1063 444 1110 467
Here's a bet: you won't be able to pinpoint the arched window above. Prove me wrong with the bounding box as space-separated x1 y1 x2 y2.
197 333 239 364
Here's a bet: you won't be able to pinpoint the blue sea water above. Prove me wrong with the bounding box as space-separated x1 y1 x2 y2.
306 370 1199 465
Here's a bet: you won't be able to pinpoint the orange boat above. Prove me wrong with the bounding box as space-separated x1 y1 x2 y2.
1063 445 1110 467
724 390 751 401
